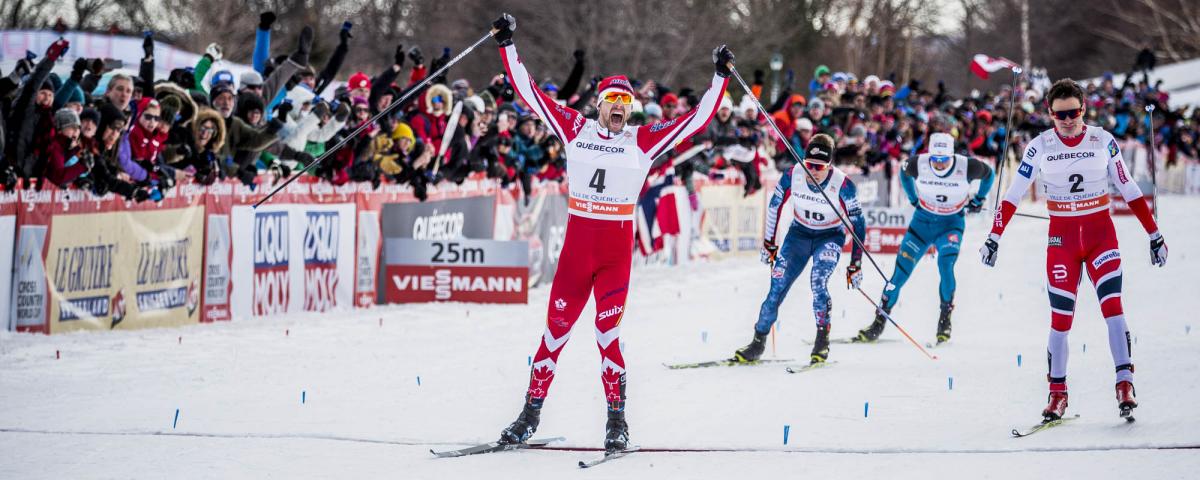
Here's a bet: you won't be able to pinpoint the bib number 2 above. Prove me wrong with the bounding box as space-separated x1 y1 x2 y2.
589 169 607 193
1068 173 1084 193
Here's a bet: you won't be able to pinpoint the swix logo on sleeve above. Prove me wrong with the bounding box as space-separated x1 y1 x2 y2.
253 211 289 316
1092 249 1121 269
1026 146 1038 159
1018 162 1033 178
303 212 339 312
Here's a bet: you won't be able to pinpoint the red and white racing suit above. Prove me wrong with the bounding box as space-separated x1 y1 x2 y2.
500 44 728 410
991 126 1159 392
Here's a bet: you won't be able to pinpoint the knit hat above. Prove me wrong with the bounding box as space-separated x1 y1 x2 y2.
596 75 634 105
159 95 183 125
814 65 830 78
719 93 734 111
808 98 826 112
660 92 679 106
348 72 371 91
929 132 955 158
55 108 81 130
478 91 497 111
79 107 100 126
98 103 127 132
240 70 264 88
796 117 814 131
392 122 415 153
643 103 663 118
210 70 235 89
210 83 236 101
64 85 85 106
805 138 833 162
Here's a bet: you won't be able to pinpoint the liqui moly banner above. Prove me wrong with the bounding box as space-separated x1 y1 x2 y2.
229 202 356 318
384 238 529 304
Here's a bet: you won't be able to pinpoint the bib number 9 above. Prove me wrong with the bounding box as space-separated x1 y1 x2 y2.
589 169 607 193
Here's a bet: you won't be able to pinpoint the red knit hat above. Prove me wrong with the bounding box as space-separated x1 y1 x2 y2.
596 75 634 104
348 72 371 91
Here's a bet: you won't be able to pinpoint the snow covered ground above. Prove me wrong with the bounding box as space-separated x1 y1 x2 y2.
2 198 1198 479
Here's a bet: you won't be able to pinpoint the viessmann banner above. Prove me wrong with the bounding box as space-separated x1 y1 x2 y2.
384 238 529 304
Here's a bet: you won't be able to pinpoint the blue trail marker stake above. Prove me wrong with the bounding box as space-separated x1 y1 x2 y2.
1187 325 1191 335
783 425 790 445
1083 343 1087 353
864 402 870 418
527 356 532 366
701 331 708 343
173 409 180 429
416 376 421 386
1017 354 1022 367
302 391 306 404
948 376 953 390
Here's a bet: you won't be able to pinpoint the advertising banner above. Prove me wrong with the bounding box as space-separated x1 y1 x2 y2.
12 186 205 333
698 183 765 257
849 207 915 255
229 202 356 318
494 184 568 287
384 238 529 304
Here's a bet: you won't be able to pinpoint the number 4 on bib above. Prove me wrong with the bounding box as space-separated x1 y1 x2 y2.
589 169 607 193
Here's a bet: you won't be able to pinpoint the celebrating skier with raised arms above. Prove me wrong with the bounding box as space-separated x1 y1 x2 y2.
854 132 994 345
489 13 734 454
979 78 1168 423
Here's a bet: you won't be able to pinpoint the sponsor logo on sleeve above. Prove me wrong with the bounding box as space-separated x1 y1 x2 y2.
1107 139 1120 158
1018 162 1033 178
1025 146 1038 159
1115 156 1130 184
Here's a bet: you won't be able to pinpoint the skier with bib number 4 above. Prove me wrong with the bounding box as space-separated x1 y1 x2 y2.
732 134 866 365
980 79 1167 423
489 13 734 454
853 132 994 345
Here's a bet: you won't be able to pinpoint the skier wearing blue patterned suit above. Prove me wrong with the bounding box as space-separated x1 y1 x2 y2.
853 132 994 344
733 133 867 365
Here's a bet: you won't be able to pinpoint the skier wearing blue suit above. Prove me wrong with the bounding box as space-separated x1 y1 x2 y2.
733 134 867 365
854 132 994 344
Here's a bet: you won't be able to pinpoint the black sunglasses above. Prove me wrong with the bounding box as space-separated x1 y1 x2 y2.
1051 108 1082 120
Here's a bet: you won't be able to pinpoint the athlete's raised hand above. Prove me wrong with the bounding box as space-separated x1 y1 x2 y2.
1149 231 1168 267
979 233 1000 267
713 45 734 78
492 13 516 46
760 239 778 266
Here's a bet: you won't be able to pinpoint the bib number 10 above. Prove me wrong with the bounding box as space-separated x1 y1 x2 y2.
589 169 607 193
803 210 826 222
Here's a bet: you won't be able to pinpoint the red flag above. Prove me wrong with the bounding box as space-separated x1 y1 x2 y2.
970 54 1020 80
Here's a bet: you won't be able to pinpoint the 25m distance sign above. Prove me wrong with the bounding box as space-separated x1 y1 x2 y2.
383 238 530 304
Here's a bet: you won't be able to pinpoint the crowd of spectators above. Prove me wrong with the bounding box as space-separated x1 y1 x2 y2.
1 13 1193 206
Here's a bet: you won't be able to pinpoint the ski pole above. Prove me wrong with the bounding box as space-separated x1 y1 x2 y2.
992 67 1023 213
254 29 498 208
980 207 1049 221
854 287 938 361
1144 104 1159 219
728 65 889 283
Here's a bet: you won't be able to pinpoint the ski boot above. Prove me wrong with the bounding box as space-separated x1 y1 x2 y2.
935 302 954 344
733 330 768 363
1116 380 1137 421
604 409 630 454
1042 388 1069 422
810 323 831 364
498 397 542 444
853 301 890 343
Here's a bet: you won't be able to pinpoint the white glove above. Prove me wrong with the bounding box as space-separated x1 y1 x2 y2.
980 233 1000 267
1149 231 1168 267
205 43 223 62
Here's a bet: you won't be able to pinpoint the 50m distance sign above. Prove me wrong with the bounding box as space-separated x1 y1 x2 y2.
384 238 530 304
